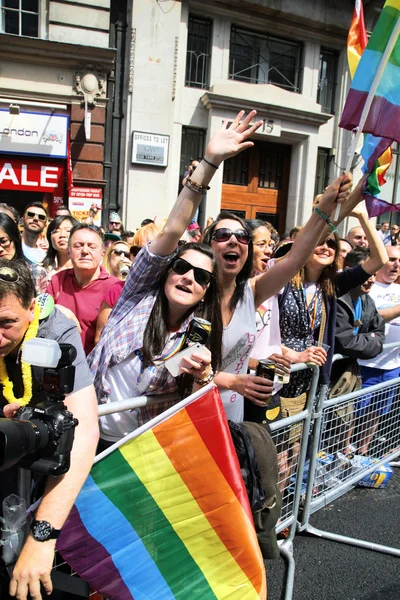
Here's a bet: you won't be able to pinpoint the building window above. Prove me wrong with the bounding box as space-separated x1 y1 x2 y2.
377 143 400 226
185 15 212 89
317 48 338 114
1 0 39 37
223 152 249 186
258 148 284 189
180 126 206 189
314 148 331 197
229 26 302 92
255 211 279 230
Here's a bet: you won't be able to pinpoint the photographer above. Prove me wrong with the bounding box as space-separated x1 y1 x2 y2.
0 260 99 600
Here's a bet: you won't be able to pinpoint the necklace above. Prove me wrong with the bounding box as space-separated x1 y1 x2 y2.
0 302 41 406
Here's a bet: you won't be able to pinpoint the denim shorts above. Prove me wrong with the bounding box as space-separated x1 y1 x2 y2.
357 365 400 416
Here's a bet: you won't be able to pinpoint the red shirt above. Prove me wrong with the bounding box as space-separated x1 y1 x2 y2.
46 267 119 354
103 280 124 308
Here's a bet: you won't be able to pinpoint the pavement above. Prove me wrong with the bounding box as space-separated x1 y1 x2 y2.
266 467 400 600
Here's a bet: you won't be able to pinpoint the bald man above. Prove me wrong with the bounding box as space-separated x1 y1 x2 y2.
346 226 368 248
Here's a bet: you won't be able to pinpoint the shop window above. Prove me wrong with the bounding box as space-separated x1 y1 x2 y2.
317 48 338 114
1 0 39 37
185 15 212 89
229 26 302 92
314 148 331 197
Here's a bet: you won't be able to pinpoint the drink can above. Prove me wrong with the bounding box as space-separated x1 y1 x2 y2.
185 317 211 347
256 359 276 382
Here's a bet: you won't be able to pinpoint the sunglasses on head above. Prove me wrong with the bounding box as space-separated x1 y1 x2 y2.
26 211 46 222
0 267 19 283
317 238 337 250
113 249 130 259
212 228 250 245
171 257 213 286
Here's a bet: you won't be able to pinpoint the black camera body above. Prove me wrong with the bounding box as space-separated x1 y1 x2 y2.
0 342 79 476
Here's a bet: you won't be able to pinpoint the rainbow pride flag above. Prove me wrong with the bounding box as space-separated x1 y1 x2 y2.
57 386 266 599
340 0 400 143
347 0 368 78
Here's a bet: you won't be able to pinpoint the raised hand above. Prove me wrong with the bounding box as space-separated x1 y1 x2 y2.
317 173 353 218
204 110 263 166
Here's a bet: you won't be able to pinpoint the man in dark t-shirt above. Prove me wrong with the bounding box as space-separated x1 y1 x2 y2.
0 260 99 600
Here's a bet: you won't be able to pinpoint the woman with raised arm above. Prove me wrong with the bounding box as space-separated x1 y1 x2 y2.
203 173 356 423
87 110 262 446
278 182 388 414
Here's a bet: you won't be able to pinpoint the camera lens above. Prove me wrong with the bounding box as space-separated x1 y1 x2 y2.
0 418 49 471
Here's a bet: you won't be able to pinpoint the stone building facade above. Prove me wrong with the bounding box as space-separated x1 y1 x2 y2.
121 0 384 233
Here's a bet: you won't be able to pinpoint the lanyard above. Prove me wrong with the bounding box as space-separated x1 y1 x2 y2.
302 284 321 346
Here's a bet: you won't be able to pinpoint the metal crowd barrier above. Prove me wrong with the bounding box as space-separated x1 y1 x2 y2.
299 345 400 561
268 362 319 600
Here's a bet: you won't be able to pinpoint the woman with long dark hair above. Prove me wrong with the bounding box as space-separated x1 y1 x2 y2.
203 175 360 423
88 109 262 444
279 206 387 410
0 213 24 262
43 215 79 274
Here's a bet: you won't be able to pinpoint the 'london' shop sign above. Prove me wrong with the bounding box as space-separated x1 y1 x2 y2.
0 110 68 158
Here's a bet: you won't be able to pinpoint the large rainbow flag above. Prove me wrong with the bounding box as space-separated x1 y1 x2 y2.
339 0 400 143
57 386 266 599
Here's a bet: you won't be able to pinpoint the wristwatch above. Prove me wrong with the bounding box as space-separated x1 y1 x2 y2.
30 520 61 542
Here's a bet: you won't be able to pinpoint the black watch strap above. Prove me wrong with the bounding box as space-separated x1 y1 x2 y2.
31 519 61 541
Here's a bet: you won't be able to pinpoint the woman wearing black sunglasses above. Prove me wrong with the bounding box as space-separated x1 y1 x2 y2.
202 174 364 423
103 241 132 279
88 109 263 445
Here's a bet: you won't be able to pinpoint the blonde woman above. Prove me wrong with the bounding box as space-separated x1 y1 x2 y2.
102 240 132 279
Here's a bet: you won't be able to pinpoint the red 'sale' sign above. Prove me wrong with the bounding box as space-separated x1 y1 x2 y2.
0 157 64 193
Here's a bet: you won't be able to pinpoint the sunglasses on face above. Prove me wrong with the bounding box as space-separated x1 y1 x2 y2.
212 228 250 245
113 249 130 259
0 267 19 283
317 238 337 250
26 211 46 222
109 221 121 226
171 257 213 286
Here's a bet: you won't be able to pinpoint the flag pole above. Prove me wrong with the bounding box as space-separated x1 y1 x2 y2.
334 16 400 221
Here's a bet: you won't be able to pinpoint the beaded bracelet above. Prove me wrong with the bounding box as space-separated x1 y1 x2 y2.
313 206 338 233
185 177 210 195
202 157 219 170
194 370 214 386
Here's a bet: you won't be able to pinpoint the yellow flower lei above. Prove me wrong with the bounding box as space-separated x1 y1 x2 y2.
0 302 41 406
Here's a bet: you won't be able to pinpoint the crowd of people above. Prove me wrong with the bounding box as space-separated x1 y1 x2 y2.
1 109 400 599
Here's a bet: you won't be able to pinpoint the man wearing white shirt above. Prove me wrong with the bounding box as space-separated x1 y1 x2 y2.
378 221 391 246
21 202 48 265
358 246 400 452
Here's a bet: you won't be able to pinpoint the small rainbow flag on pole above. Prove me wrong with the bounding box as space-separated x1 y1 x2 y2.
57 385 266 599
347 0 368 79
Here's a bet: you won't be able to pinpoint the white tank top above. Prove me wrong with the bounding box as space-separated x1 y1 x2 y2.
219 281 257 423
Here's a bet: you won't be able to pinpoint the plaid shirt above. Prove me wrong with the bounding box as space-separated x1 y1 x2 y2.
87 244 188 423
